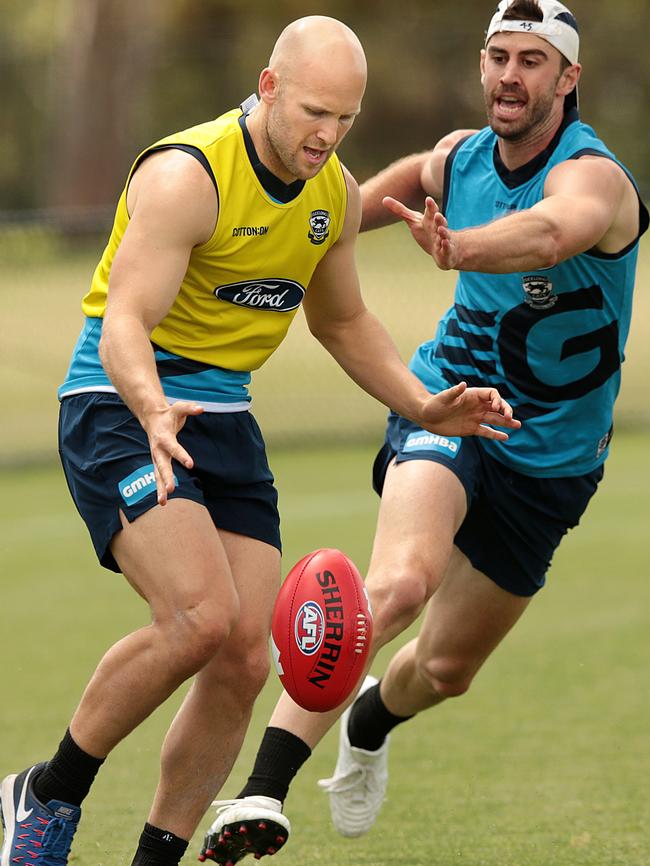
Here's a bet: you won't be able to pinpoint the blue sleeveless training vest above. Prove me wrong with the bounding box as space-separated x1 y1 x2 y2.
411 109 648 476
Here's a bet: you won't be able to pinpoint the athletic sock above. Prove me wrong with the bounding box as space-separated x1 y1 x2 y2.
130 823 188 866
237 726 311 803
33 728 105 807
347 680 414 751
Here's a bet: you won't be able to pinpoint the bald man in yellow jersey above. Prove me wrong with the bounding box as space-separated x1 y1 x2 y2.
0 16 518 866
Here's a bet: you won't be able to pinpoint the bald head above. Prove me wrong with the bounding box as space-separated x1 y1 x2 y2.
248 16 366 183
269 16 367 89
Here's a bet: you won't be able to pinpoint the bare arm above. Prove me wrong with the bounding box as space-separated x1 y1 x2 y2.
359 130 477 232
360 152 429 232
384 155 639 272
99 149 217 503
304 168 520 440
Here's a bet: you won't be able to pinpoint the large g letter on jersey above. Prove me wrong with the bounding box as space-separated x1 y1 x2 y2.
498 284 620 403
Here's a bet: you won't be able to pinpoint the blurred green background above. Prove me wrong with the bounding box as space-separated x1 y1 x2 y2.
1 0 649 211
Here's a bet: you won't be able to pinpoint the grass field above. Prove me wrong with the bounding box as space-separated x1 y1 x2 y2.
1 435 648 866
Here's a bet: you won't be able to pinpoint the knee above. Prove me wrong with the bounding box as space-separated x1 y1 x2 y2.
417 654 474 699
205 639 271 705
369 562 439 644
233 647 271 701
164 594 240 674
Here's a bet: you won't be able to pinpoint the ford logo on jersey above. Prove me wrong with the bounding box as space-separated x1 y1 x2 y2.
215 279 305 312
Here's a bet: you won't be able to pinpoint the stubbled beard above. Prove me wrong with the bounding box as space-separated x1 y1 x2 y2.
264 114 329 181
485 85 557 142
263 116 302 180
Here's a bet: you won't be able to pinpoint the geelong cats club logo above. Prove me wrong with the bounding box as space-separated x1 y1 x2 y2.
308 210 330 245
522 275 557 310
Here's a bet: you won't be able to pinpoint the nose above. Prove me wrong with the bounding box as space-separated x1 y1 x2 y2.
315 117 339 147
499 58 522 87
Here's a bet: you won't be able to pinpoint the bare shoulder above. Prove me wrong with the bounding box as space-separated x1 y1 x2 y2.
545 155 642 253
338 163 362 239
340 163 360 198
546 152 632 190
421 129 479 198
127 148 218 246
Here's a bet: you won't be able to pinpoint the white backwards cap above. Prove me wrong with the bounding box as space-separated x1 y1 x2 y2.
485 0 580 107
486 0 579 64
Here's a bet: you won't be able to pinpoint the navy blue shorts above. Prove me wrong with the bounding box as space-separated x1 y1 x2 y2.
58 393 280 573
372 413 603 597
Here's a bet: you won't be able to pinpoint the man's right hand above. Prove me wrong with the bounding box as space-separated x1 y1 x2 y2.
382 195 462 270
143 401 205 505
418 382 521 441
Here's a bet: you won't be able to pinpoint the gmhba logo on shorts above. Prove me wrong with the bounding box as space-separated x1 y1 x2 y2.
215 279 305 312
404 431 460 457
118 463 178 506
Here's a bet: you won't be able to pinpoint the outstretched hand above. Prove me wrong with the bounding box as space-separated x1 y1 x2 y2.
144 401 205 505
383 195 461 270
419 382 521 441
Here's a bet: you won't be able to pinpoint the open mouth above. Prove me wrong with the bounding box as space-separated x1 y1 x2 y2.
495 94 527 117
304 146 327 164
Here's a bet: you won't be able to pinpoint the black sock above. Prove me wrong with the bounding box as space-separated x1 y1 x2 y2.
347 681 414 751
130 823 188 866
237 727 311 803
33 729 105 807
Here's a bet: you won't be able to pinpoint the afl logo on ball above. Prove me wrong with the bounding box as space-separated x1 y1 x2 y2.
294 601 325 655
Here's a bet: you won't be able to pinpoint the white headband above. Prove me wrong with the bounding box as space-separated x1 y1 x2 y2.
485 0 580 64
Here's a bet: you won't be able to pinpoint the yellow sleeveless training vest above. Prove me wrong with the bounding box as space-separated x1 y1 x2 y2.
81 105 348 373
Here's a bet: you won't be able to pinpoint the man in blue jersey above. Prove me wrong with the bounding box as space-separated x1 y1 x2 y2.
0 14 520 866
203 0 648 860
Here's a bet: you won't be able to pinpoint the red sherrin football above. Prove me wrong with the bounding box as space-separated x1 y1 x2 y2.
271 548 373 712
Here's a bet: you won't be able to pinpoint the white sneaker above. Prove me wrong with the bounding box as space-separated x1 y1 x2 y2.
199 796 290 864
317 675 389 838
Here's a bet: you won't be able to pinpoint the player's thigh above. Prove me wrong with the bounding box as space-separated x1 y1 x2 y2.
218 528 281 642
416 545 531 684
111 498 238 622
195 530 280 693
366 458 468 642
368 412 481 609
110 408 280 619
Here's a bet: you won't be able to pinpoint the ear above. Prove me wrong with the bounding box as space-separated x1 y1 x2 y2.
558 62 581 99
258 67 279 105
479 49 487 85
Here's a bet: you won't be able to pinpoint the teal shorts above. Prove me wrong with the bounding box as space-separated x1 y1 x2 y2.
372 412 603 597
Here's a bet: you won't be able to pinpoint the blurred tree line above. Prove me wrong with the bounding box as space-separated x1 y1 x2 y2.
1 0 649 214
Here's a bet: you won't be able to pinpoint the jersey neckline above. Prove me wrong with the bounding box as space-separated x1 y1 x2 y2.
492 107 579 190
238 111 306 204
